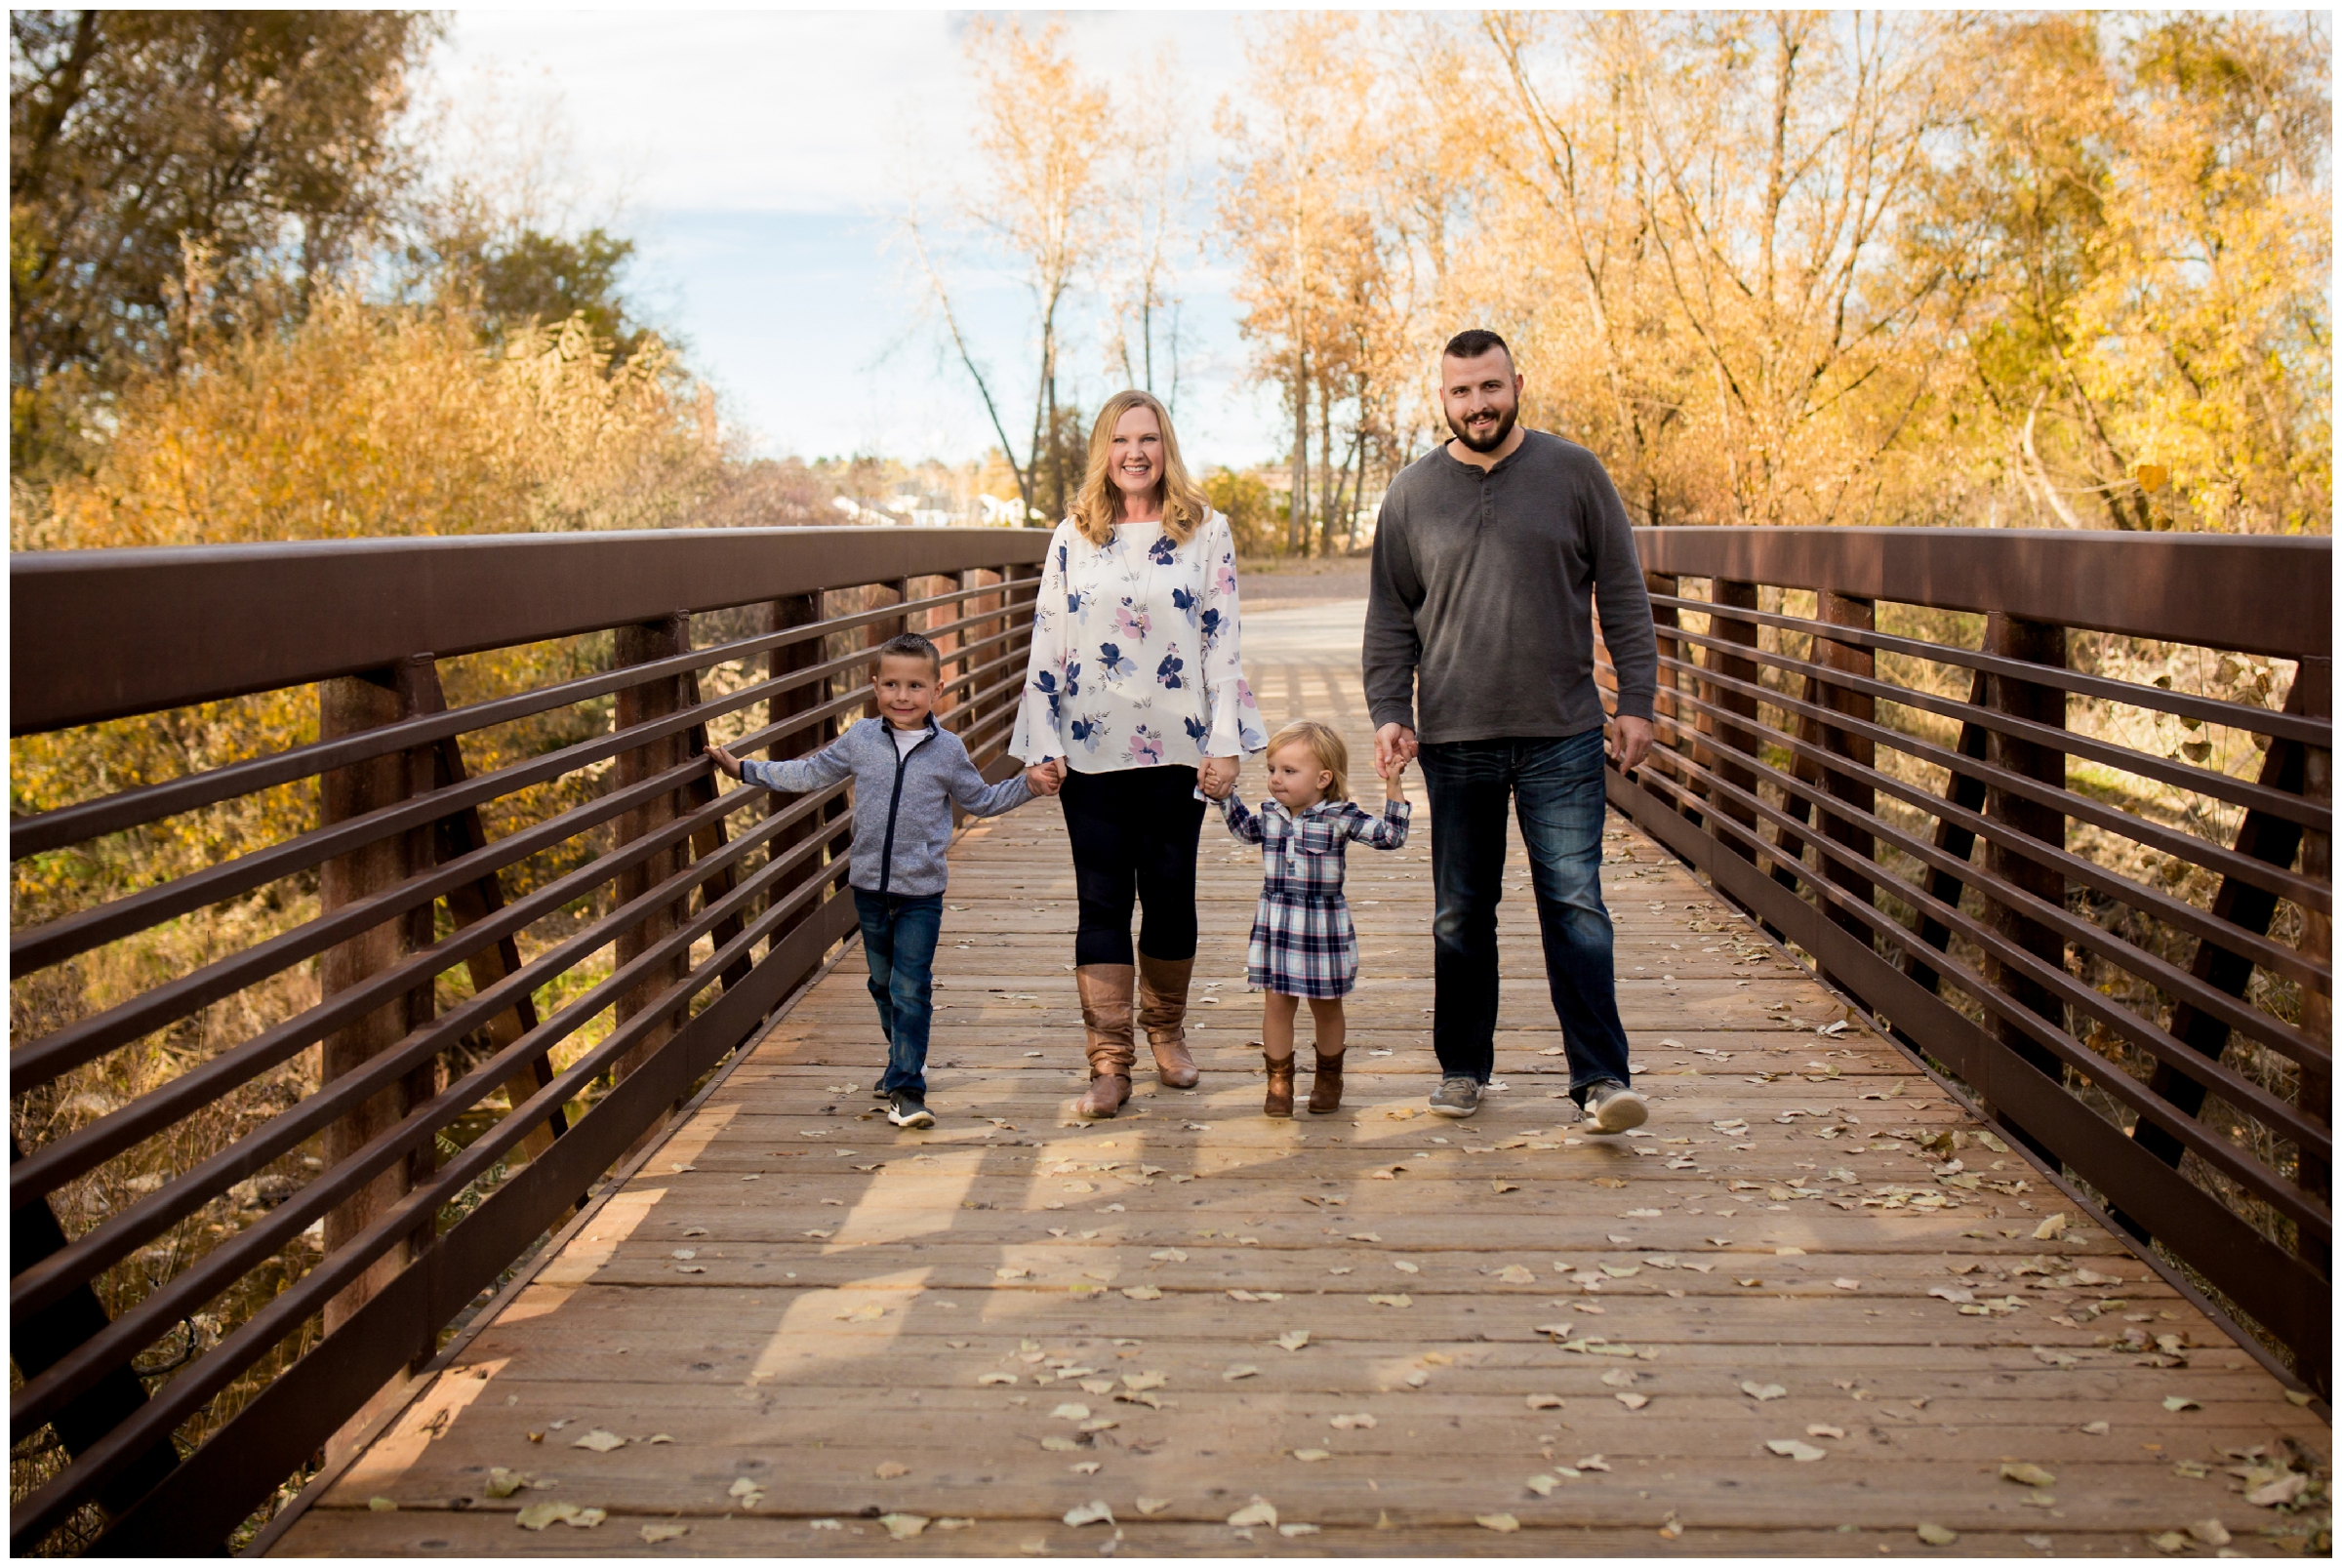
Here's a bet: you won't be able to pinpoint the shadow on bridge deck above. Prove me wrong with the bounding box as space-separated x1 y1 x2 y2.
268 603 2327 1557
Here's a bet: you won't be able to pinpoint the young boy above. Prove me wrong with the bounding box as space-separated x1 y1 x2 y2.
709 631 1062 1128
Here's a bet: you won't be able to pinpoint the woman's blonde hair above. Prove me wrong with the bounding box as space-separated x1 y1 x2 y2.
1267 720 1350 803
1070 389 1210 547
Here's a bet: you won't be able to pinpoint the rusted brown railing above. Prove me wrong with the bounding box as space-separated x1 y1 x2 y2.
1595 526 2331 1396
8 527 1046 1552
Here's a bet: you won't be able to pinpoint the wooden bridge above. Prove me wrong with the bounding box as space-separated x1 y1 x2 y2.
9 527 2331 1554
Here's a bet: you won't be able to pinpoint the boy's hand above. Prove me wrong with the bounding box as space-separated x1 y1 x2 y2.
707 744 745 781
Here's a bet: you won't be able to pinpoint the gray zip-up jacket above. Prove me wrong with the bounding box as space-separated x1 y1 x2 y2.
739 717 1031 898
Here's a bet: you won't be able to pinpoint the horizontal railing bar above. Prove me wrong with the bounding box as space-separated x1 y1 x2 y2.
1630 526 2330 660
1651 618 2329 834
1631 676 2330 1079
1628 663 2333 1009
10 784 836 1333
1612 647 2330 915
10 527 1050 735
7 653 849 977
10 577 1033 860
11 801 847 1432
1621 745 2330 1228
10 744 843 1207
1649 590 2333 744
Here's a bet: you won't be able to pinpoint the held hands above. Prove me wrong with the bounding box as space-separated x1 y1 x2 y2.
1023 758 1068 796
1374 722 1418 779
1606 714 1655 775
1196 755 1238 800
706 744 745 781
1379 750 1410 801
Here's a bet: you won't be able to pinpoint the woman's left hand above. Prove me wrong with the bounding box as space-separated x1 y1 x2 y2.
1197 755 1238 798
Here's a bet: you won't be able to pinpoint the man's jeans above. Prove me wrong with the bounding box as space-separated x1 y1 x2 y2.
1418 730 1633 1103
853 890 944 1099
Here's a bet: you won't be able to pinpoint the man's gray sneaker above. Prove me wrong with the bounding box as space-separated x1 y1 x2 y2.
1583 1080 1648 1134
1428 1075 1483 1118
886 1090 935 1129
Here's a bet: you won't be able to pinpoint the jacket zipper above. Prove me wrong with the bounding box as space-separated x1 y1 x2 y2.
875 722 938 896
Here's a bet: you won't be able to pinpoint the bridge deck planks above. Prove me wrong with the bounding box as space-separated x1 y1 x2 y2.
269 641 2326 1557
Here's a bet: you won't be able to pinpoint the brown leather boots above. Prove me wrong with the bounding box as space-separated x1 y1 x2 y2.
1074 963 1135 1119
1077 957 1203 1118
1136 954 1200 1090
1263 1048 1344 1117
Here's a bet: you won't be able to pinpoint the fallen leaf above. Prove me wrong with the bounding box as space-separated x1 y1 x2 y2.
2246 1472 2307 1507
1227 1499 1278 1528
646 1433 673 1445
1292 1448 1332 1463
1525 1393 1565 1410
516 1502 582 1531
1491 1181 1519 1193
485 1468 527 1499
1122 1371 1167 1391
1767 1439 1826 1462
1806 1425 1845 1439
1051 1403 1091 1421
1742 1382 1787 1402
979 1371 1018 1386
2033 1213 2068 1241
1072 1461 1101 1474
1121 1285 1163 1301
2190 1520 2232 1548
1275 1330 1311 1351
1224 1364 1259 1381
1150 1248 1188 1263
727 1477 765 1502
1615 1392 1649 1409
1600 1369 1636 1387
1393 1260 1420 1273
879 1514 929 1540
1498 1265 1535 1284
1526 1474 1557 1496
1040 1436 1078 1453
838 1304 884 1322
367 1497 396 1512
1916 1522 1958 1547
1136 1498 1172 1516
1279 1523 1321 1537
996 1266 1030 1280
1350 1231 1382 1242
1330 1413 1378 1430
875 1461 909 1479
2149 1532 2189 1553
1368 1293 1413 1307
639 1522 690 1544
572 1428 626 1453
2161 1395 2201 1413
2081 1420 2110 1435
2000 1463 2056 1488
1476 1513 1520 1533
1833 1278 1861 1291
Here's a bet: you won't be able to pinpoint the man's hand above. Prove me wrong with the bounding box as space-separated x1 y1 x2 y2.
1606 714 1654 775
1374 722 1417 777
1197 754 1238 799
1024 758 1067 796
707 744 745 781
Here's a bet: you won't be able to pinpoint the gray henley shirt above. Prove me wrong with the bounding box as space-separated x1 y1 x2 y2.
1362 429 1658 744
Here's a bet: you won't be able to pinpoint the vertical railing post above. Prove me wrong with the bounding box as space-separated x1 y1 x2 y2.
1812 592 1879 980
1978 613 2070 1151
763 592 828 957
1645 571 1697 824
611 615 692 1157
1699 579 1761 862
2300 663 2332 1268
315 657 434 1457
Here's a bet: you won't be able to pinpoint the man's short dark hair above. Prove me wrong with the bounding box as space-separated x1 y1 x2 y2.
1442 328 1513 366
875 631 942 675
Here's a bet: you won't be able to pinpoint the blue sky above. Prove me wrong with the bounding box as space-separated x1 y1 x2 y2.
433 10 1283 468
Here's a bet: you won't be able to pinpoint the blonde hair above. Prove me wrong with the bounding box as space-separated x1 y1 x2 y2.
1267 720 1350 804
1070 389 1209 548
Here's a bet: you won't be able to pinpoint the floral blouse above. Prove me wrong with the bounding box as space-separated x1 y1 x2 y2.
1010 508 1268 773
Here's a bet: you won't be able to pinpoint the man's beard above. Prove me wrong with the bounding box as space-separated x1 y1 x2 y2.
1446 402 1517 454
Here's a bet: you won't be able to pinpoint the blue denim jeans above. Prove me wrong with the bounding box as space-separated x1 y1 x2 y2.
853 890 944 1098
1417 729 1633 1103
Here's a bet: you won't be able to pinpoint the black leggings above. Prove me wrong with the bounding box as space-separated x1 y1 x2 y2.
1060 764 1208 967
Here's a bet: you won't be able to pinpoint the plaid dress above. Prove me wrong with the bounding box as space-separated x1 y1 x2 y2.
1220 794 1411 998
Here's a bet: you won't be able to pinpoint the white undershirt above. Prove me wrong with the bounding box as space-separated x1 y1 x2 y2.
891 723 927 759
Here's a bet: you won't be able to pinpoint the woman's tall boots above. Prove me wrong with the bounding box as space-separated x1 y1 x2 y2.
1074 964 1136 1119
1135 954 1200 1090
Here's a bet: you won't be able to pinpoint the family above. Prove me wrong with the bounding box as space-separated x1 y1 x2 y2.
711 329 1660 1138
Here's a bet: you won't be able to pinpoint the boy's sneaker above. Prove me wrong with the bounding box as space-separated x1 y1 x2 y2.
886 1091 935 1130
1584 1080 1648 1134
1428 1075 1482 1118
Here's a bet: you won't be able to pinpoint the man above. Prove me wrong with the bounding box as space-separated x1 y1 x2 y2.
1363 328 1658 1130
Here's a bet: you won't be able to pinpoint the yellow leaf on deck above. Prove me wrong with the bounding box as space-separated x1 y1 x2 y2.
1477 1513 1520 1532
875 1461 909 1479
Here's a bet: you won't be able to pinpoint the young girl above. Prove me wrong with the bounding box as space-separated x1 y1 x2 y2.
1214 720 1410 1116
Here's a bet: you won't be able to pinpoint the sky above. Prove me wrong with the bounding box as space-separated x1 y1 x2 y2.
430 11 1284 469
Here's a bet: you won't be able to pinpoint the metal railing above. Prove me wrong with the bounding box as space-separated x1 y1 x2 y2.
1595 526 2331 1395
8 527 1048 1552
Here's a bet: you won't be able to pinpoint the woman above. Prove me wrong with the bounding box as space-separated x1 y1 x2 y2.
1011 390 1266 1118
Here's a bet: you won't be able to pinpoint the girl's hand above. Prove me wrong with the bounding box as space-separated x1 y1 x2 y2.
1197 754 1238 798
707 744 745 781
1382 754 1408 801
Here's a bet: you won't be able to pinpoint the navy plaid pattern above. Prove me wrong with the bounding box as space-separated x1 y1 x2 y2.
1220 794 1411 998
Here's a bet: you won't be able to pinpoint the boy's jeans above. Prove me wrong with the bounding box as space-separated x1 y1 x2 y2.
853 890 944 1099
1416 729 1634 1104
